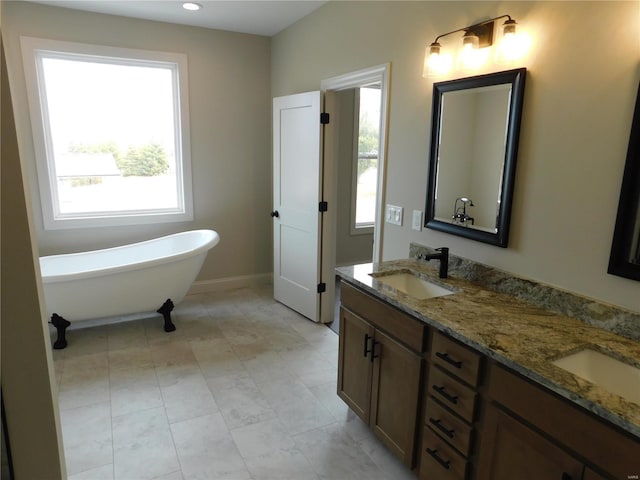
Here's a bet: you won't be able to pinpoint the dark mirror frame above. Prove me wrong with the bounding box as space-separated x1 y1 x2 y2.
425 68 527 247
608 81 640 281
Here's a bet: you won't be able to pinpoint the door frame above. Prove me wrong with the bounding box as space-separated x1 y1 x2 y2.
319 63 391 323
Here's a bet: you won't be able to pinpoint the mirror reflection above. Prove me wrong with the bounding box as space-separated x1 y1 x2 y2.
425 69 526 247
608 80 640 280
434 84 512 232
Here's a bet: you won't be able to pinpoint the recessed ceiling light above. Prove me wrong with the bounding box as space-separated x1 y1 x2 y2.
182 2 202 11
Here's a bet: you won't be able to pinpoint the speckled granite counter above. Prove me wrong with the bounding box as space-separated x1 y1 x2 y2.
336 259 640 440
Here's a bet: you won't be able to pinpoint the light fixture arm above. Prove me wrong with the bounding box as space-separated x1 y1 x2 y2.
423 13 521 77
431 14 514 47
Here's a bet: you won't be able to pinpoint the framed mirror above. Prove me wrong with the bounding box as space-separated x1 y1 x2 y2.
425 68 526 247
608 81 640 281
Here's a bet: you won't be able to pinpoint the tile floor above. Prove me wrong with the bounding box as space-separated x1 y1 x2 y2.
51 285 416 480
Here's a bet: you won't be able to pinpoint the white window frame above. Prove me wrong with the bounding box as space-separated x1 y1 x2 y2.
21 36 193 230
350 87 378 236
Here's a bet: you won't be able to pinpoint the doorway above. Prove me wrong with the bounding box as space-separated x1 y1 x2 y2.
320 64 390 326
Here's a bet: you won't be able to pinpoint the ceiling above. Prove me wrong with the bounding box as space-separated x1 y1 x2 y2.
26 0 328 36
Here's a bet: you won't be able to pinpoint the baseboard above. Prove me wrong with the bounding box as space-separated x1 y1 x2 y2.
187 273 273 295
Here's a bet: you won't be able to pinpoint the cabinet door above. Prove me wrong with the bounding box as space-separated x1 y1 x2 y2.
477 404 583 480
582 468 610 480
370 329 422 467
337 307 374 423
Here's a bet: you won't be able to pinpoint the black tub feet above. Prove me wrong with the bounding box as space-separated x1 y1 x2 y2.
157 299 176 332
50 300 175 350
50 313 71 350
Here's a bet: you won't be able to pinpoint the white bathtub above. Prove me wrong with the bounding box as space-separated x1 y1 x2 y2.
39 229 220 348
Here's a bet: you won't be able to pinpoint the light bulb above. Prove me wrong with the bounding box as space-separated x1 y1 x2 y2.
182 2 202 11
458 44 488 70
423 42 452 77
462 32 479 50
495 21 531 64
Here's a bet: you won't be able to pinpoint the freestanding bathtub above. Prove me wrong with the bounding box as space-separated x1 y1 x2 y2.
39 229 220 349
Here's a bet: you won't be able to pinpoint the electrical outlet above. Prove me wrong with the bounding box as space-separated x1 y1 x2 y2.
385 204 403 226
412 210 423 231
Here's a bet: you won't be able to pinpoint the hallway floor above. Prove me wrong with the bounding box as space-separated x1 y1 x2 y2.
52 284 415 480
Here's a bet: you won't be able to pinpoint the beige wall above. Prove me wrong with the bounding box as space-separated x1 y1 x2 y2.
335 89 374 265
2 1 272 281
1 38 66 478
3 1 639 315
272 1 640 313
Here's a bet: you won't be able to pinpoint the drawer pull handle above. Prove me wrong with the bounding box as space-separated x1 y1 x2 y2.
435 351 462 368
363 334 372 358
432 385 458 404
426 448 450 470
429 417 454 438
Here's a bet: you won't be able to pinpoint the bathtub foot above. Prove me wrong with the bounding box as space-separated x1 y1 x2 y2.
157 299 176 332
50 313 71 349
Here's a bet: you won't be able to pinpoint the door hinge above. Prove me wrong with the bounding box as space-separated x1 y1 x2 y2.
317 282 326 294
320 112 330 124
319 201 328 212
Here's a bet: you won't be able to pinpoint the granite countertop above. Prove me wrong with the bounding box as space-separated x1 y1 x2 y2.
336 259 640 440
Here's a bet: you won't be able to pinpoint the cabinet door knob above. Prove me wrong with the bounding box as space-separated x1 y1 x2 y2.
270 210 279 218
370 339 380 363
363 334 372 358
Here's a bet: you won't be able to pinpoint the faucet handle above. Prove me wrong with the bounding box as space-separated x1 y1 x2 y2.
435 247 449 254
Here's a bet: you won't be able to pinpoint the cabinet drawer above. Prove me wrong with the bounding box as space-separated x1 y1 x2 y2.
340 281 428 352
431 331 481 387
427 365 477 423
419 426 467 480
424 396 473 456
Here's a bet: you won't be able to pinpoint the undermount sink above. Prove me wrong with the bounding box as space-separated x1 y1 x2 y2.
552 349 640 405
370 271 455 300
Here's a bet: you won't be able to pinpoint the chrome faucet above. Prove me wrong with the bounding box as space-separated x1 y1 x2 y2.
452 197 474 226
419 247 449 278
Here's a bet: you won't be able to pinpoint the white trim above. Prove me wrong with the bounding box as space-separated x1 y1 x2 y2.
20 36 193 229
349 88 361 235
187 273 273 295
349 86 379 237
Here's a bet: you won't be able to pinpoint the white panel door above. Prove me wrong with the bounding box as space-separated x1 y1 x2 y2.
272 91 322 321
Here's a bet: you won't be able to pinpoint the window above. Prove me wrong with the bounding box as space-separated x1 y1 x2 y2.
351 86 381 234
21 37 193 229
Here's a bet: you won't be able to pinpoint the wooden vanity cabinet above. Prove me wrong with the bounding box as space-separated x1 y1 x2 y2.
478 364 640 480
337 279 640 480
338 282 428 468
477 403 583 480
582 468 610 480
419 331 483 480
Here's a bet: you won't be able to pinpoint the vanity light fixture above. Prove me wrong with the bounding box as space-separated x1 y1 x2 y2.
423 14 520 77
182 2 202 11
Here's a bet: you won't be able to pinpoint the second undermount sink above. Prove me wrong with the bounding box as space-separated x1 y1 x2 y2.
552 349 640 405
370 271 455 300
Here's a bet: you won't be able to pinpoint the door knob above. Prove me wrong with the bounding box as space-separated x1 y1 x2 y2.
270 210 279 218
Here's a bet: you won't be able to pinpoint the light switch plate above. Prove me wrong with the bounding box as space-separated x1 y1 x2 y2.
412 210 423 231
385 204 403 226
